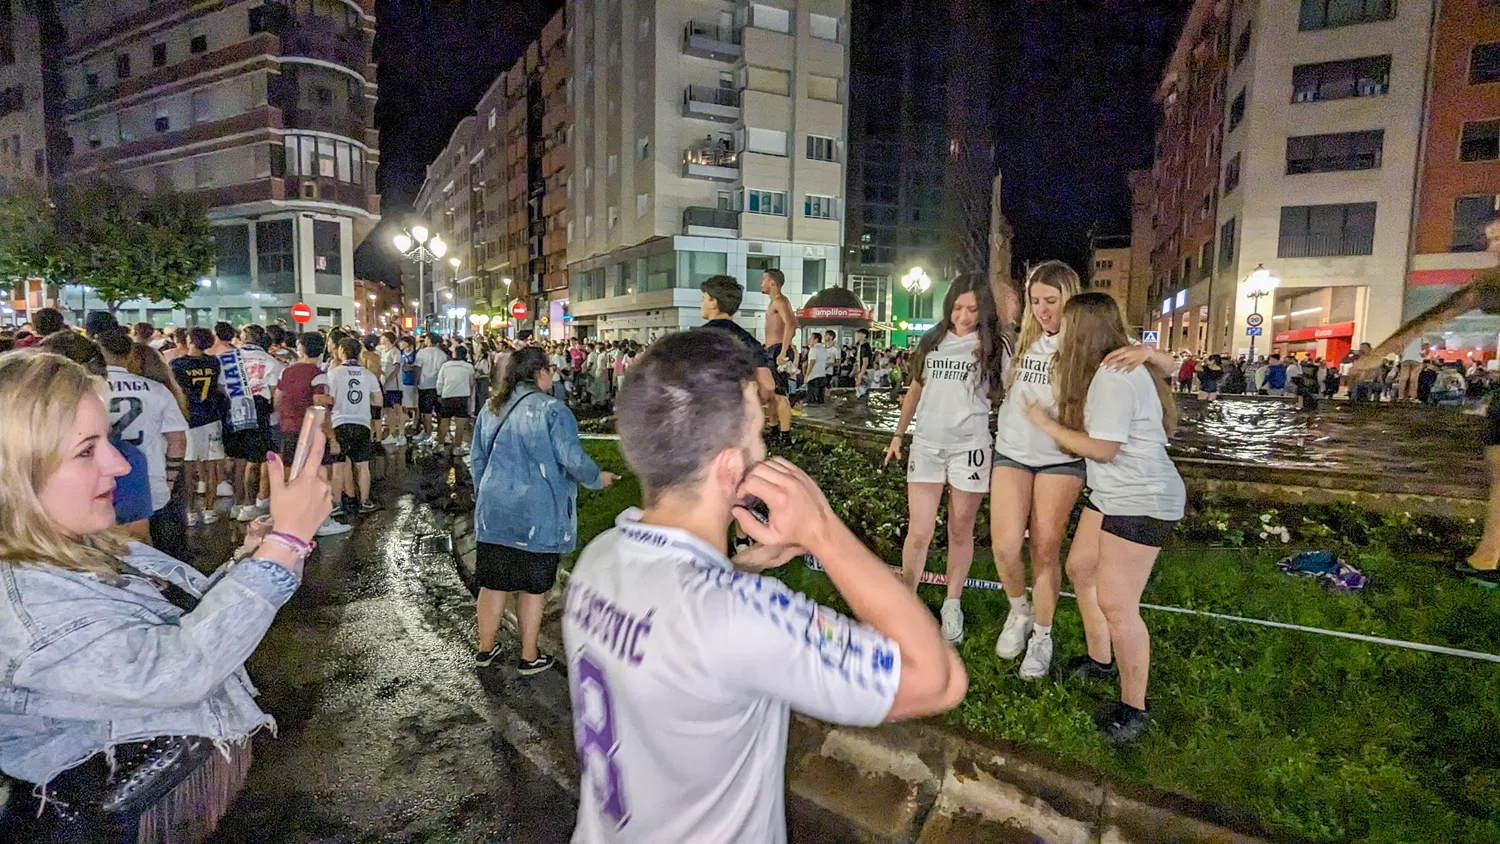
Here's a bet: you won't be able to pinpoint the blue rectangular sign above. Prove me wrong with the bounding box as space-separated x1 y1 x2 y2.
1246 326 1264 336
1142 330 1160 344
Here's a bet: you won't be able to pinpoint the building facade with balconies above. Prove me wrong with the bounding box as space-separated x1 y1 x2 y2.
566 0 850 342
53 0 379 330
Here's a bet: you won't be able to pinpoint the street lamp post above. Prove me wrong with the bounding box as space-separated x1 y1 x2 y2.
1243 263 1279 362
391 225 447 333
900 267 932 344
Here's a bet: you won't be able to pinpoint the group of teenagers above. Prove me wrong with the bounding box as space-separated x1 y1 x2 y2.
880 260 1185 743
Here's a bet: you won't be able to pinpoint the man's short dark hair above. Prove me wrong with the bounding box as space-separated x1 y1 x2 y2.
242 324 267 347
617 330 759 505
298 331 326 359
213 321 235 342
856 328 869 338
84 311 118 338
33 307 64 336
700 275 743 316
132 322 155 343
266 324 287 347
763 268 785 288
338 337 362 362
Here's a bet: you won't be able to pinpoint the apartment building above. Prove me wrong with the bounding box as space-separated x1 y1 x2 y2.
566 0 850 341
1088 235 1133 319
54 0 380 329
1408 0 1500 358
0 0 57 323
415 8 571 339
844 0 999 347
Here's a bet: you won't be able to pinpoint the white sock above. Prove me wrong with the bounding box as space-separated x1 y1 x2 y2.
1009 596 1031 616
256 497 269 508
1033 625 1052 638
942 598 961 612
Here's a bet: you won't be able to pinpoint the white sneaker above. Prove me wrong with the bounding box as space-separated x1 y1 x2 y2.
201 509 220 525
234 505 255 522
995 609 1034 660
394 435 408 446
195 481 206 495
186 510 201 527
381 435 400 446
216 481 234 498
315 518 352 537
940 601 964 644
1019 632 1053 679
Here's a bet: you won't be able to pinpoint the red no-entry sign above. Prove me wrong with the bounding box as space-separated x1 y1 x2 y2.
510 300 529 320
291 303 313 324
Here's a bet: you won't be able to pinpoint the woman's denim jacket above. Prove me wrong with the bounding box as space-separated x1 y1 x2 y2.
471 385 603 554
0 542 299 787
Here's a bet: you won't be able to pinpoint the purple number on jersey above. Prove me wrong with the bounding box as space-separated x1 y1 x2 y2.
572 652 629 829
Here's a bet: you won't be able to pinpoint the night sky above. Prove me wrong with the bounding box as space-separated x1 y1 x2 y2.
356 0 1191 284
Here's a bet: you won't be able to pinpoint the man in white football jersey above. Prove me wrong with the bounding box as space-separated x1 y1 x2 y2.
99 330 188 549
563 330 967 844
325 336 383 515
225 324 285 522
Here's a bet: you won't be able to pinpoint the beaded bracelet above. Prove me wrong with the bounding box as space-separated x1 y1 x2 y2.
262 531 316 562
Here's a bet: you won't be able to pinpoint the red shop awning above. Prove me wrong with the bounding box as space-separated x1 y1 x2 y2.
1272 320 1355 343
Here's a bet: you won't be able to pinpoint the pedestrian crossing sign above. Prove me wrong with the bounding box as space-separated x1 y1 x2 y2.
1143 330 1160 345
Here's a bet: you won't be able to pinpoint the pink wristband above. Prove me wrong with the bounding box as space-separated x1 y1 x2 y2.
267 531 315 554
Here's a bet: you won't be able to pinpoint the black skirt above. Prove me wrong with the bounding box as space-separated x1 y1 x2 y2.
475 541 561 594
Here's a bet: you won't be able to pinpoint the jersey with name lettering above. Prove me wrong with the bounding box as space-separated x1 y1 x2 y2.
912 331 991 449
326 362 378 428
562 509 900 844
170 355 225 428
994 332 1074 467
105 365 189 511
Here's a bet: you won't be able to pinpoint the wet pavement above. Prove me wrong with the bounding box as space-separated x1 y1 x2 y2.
801 388 1488 487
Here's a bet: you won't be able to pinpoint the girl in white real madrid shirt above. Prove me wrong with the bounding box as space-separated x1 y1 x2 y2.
1023 292 1184 745
885 273 1012 644
990 260 1083 679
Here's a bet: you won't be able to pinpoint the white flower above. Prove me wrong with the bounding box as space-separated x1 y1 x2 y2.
1260 514 1272 523
1259 531 1269 540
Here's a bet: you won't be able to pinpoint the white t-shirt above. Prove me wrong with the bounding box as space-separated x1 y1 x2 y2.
326 362 378 428
415 346 449 389
105 366 190 511
912 331 991 449
378 345 402 390
1082 366 1186 521
563 510 901 844
807 344 835 380
994 333 1074 467
235 345 284 400
436 359 475 399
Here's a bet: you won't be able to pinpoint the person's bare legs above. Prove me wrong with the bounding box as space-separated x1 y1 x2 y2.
1028 474 1085 628
944 489 985 601
1064 509 1112 663
355 461 371 504
1094 534 1161 710
477 588 508 652
775 394 791 434
518 592 547 662
1468 446 1500 570
901 483 944 591
990 466 1035 603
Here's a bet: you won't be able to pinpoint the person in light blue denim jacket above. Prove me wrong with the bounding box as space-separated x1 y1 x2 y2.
469 345 618 675
0 350 333 842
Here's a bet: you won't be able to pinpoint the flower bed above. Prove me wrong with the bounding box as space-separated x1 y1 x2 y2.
575 440 1500 843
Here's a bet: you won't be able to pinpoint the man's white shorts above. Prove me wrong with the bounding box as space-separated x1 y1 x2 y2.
906 440 991 494
185 422 225 462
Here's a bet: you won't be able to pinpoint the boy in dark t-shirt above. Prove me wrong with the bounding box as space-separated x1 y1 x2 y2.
168 327 225 524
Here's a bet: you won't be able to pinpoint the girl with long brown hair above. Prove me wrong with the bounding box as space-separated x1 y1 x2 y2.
1021 292 1184 744
884 273 1012 643
989 260 1084 679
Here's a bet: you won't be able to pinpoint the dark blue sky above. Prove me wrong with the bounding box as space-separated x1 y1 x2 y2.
358 0 1190 282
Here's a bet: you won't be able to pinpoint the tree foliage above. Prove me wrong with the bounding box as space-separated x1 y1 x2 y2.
0 178 215 313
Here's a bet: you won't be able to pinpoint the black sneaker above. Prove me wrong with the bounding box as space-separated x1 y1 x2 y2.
358 500 381 514
1096 701 1152 745
517 654 556 676
475 644 503 668
1060 654 1119 684
329 503 348 518
1454 562 1500 583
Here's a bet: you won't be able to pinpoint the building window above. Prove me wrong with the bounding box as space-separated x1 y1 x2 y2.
1292 55 1391 102
190 35 207 54
683 251 728 287
154 114 170 133
637 136 650 161
1461 120 1500 162
804 194 836 219
313 220 342 295
1299 0 1395 31
803 258 826 293
744 127 788 156
86 72 99 91
1453 196 1500 252
808 74 840 102
742 3 792 34
1473 44 1500 85
115 54 131 81
806 135 836 162
638 15 650 39
1286 129 1384 173
1224 152 1241 193
1233 26 1251 67
193 157 216 187
0 86 21 118
1228 89 1245 131
746 189 787 216
212 224 251 295
809 13 839 41
608 206 618 229
1219 217 1237 268
637 193 648 217
607 154 618 176
1199 240 1214 279
1278 202 1377 258
256 219 296 292
152 43 167 68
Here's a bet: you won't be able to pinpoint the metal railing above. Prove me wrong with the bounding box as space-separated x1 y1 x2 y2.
683 143 739 168
684 84 741 108
684 21 742 45
1277 231 1375 259
683 206 740 230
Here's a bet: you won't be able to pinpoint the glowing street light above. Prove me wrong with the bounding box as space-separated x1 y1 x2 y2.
1243 264 1280 361
392 224 449 329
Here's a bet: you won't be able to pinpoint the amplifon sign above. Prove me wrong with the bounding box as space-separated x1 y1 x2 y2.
796 306 872 321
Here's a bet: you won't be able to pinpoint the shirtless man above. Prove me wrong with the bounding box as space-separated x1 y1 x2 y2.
761 269 799 447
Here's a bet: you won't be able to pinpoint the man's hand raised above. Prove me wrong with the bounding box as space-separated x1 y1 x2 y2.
732 457 838 556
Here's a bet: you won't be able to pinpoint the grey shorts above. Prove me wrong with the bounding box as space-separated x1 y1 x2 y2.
992 451 1087 480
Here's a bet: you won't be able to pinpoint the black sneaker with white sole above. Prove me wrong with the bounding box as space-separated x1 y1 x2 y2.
475 644 503 668
1060 654 1120 684
1096 700 1152 745
359 500 381 514
517 654 556 676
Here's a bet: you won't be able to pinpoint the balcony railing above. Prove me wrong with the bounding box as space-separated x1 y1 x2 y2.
683 84 741 122
281 15 371 77
683 21 742 61
1277 231 1375 259
683 206 740 232
682 142 740 181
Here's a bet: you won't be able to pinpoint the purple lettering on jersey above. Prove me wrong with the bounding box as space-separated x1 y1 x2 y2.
565 583 654 665
572 652 630 830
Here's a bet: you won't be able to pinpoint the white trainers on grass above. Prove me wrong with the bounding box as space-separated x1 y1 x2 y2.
940 600 964 644
1019 631 1053 679
995 609 1034 660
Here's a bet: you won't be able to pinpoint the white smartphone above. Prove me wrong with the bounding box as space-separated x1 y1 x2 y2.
289 406 326 481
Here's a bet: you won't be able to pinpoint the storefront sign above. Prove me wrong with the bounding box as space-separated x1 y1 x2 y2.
1271 320 1355 343
797 306 872 321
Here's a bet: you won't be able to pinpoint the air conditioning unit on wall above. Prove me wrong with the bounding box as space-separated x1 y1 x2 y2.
300 180 319 200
